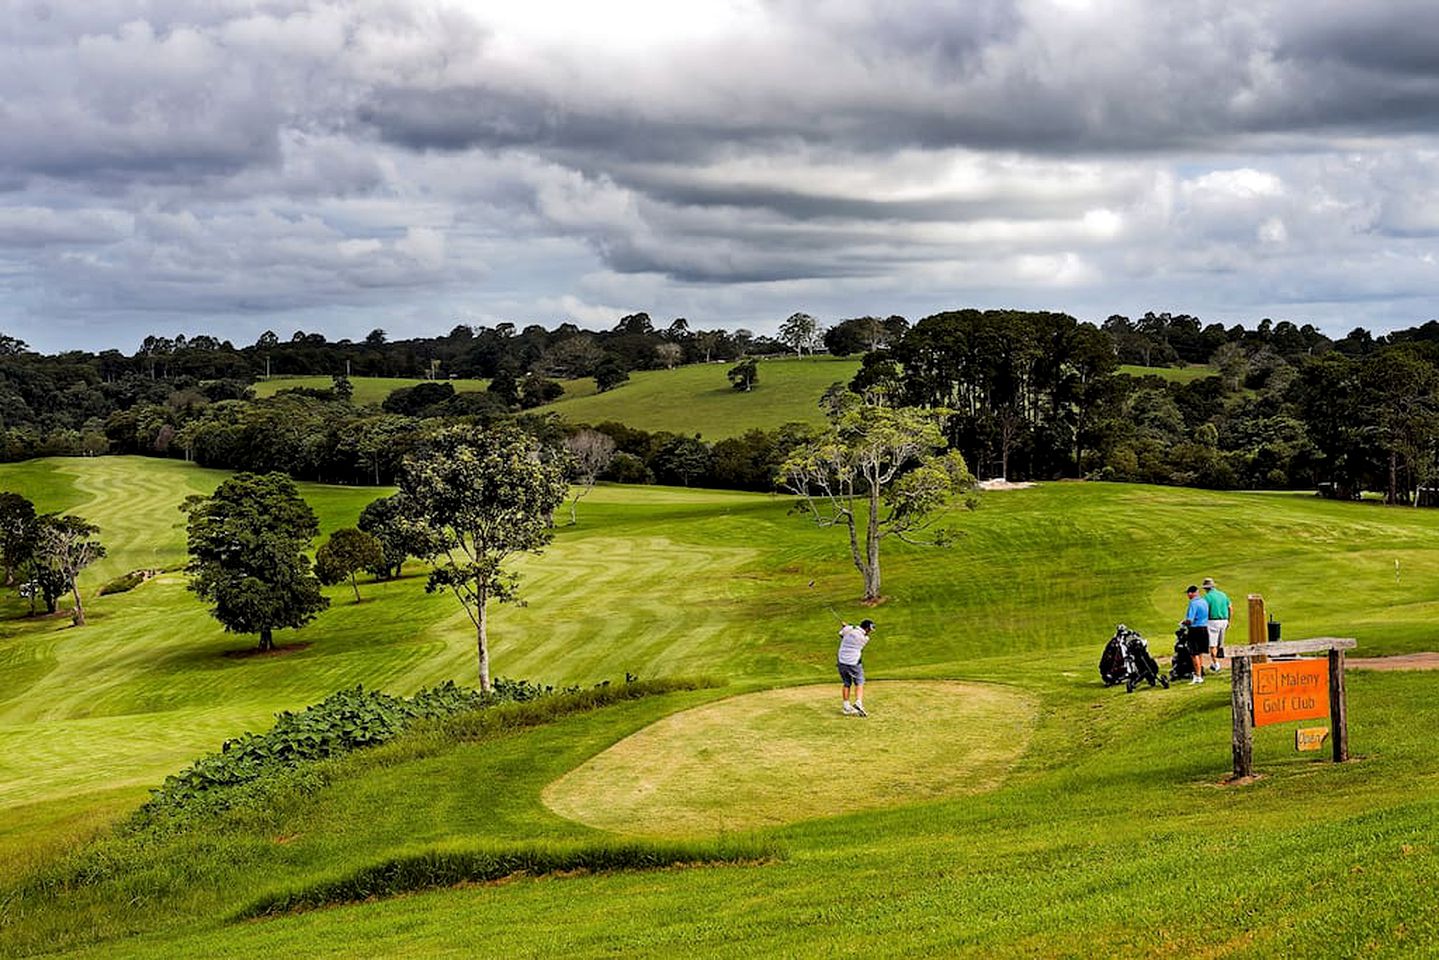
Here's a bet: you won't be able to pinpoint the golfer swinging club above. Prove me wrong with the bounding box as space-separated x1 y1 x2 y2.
838 618 875 717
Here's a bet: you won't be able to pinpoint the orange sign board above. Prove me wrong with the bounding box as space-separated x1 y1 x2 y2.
1252 658 1330 727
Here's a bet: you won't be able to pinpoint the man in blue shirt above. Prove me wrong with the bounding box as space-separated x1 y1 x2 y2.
1183 585 1209 685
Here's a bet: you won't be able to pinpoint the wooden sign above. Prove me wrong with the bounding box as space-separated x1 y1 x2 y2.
1296 727 1330 751
1252 658 1329 727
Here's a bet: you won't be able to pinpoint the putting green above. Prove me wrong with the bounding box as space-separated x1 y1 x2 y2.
542 681 1036 835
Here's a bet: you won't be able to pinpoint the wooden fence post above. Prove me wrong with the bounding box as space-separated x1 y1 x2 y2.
1328 647 1349 762
1231 656 1253 779
1247 594 1266 664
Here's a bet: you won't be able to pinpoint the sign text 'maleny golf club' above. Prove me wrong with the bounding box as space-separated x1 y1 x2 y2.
1251 658 1329 727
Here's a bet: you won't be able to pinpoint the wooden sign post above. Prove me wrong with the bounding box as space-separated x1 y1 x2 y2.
1246 594 1267 663
1226 637 1355 779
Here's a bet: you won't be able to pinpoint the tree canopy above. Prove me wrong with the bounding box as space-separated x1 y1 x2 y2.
314 527 386 603
781 400 976 601
397 423 570 690
181 472 328 651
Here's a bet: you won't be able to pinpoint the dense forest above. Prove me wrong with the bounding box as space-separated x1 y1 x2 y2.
3 309 1439 502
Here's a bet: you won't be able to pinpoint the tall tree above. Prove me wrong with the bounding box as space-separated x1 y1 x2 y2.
398 424 570 691
781 401 976 601
35 514 105 625
0 491 37 586
779 312 820 356
314 527 386 602
728 357 759 392
564 429 617 524
356 492 439 579
181 472 329 651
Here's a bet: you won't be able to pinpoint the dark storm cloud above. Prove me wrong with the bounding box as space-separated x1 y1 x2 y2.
5 1 1439 349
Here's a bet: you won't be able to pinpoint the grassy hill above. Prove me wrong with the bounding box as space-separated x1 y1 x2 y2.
1117 363 1218 383
251 360 1209 442
1 457 1437 956
253 376 490 404
540 355 859 438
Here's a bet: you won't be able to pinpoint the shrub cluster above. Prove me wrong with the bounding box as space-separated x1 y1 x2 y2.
97 569 150 596
140 681 494 819
134 677 706 825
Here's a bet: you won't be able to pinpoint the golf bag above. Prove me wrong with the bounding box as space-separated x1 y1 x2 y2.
1168 625 1195 683
1099 625 1169 693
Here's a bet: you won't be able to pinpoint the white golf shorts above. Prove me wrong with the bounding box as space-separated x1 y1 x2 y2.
1207 618 1229 650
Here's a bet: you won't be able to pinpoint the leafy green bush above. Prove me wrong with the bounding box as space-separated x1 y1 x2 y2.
133 677 713 825
98 569 148 595
138 681 487 820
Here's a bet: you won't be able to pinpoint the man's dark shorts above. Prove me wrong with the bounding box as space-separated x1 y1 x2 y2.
1187 626 1211 657
837 661 864 686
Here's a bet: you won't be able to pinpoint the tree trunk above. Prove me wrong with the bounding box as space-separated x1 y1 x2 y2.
349 572 361 603
863 483 882 601
69 584 85 626
476 586 492 693
259 626 274 652
1389 450 1398 505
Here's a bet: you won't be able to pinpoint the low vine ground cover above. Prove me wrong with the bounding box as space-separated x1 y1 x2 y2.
0 457 1437 956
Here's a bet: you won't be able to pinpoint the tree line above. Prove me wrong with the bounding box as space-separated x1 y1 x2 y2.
7 308 1439 498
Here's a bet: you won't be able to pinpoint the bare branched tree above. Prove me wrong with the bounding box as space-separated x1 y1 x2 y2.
564 429 617 524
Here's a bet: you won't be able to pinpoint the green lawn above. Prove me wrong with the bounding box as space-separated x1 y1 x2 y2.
546 356 860 438
1118 363 1218 383
253 376 490 404
1 457 1437 957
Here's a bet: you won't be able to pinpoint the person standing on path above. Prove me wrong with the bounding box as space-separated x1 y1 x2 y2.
1202 576 1231 673
837 619 875 716
1182 585 1209 685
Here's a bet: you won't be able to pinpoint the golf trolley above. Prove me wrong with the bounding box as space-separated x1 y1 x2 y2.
1099 624 1170 693
1168 624 1195 683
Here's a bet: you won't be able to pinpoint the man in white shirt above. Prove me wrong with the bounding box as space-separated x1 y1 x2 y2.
837 619 875 717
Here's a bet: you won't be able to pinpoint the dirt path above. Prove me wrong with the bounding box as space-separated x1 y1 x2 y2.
1345 652 1439 671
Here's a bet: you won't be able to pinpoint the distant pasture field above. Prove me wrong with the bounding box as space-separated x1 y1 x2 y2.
1 456 1438 957
546 356 860 438
1117 362 1218 382
253 375 489 404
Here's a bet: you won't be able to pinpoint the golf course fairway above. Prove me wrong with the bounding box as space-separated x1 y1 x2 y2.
543 681 1035 834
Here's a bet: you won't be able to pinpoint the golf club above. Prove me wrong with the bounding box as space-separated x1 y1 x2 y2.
808 579 846 625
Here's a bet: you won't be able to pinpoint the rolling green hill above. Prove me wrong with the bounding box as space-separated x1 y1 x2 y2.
251 360 1210 441
546 356 859 438
253 376 490 404
1 457 1436 957
1117 363 1218 383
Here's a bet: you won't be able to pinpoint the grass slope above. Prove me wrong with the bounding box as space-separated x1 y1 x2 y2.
1 457 1438 956
1117 363 1218 383
253 376 489 404
546 356 860 438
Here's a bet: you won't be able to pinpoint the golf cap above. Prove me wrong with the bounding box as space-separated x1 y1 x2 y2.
1186 585 1199 594
859 619 876 630
1202 577 1216 588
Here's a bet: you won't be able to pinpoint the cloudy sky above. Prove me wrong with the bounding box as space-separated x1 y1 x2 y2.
4 0 1439 352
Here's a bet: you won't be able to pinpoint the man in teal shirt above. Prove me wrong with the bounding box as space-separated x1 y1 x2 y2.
1203 577 1231 673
